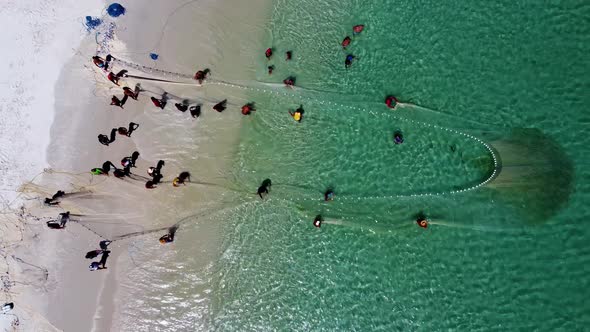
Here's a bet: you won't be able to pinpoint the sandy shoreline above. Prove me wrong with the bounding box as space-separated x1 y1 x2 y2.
1 0 274 330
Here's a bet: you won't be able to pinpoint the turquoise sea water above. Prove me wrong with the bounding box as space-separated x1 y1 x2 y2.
114 1 590 331
209 0 590 331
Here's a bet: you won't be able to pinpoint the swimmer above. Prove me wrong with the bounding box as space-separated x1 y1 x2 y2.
394 131 404 144
353 24 364 35
44 190 66 206
288 105 304 122
283 76 295 87
417 217 428 229
257 178 272 199
345 54 355 68
268 65 274 75
324 189 335 201
265 48 273 59
313 215 322 228
194 69 210 84
118 122 139 137
213 99 227 112
342 36 351 48
286 51 292 61
190 105 201 118
159 226 178 244
241 103 255 116
385 95 398 109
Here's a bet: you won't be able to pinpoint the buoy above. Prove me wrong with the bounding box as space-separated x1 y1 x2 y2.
353 25 364 34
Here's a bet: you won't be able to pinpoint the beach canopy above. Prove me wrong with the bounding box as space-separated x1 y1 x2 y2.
107 3 126 17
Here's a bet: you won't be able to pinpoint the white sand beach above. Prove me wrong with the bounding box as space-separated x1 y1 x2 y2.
1 0 273 330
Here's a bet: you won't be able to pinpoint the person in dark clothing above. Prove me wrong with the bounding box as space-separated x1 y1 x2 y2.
345 54 355 68
172 171 191 186
107 72 119 85
257 178 272 199
283 76 295 87
98 161 117 175
98 134 110 146
189 105 201 118
213 99 227 112
44 190 65 205
118 122 139 137
268 65 274 75
89 250 110 270
113 164 132 178
99 240 112 250
324 189 335 201
148 160 165 183
194 69 210 84
115 69 128 78
122 86 138 100
286 51 292 60
175 103 188 112
47 211 70 229
130 151 140 167
151 93 168 109
241 103 255 115
159 226 178 244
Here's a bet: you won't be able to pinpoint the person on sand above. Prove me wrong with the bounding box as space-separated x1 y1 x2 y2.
107 72 120 85
100 240 112 250
286 51 292 61
172 171 191 187
123 84 140 100
190 105 201 118
151 95 167 109
113 165 132 178
97 128 117 146
111 94 129 108
289 105 304 122
175 102 188 112
268 65 274 75
118 122 139 137
213 99 227 112
241 103 255 115
91 161 117 176
46 211 70 229
265 48 273 60
44 190 65 206
159 226 178 244
257 178 272 199
89 250 110 271
92 56 106 69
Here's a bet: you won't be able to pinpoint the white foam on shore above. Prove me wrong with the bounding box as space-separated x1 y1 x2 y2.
0 0 103 204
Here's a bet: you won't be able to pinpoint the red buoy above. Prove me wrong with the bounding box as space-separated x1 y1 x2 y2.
342 36 351 48
353 25 364 34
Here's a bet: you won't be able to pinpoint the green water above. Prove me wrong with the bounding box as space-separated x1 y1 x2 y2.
210 0 590 331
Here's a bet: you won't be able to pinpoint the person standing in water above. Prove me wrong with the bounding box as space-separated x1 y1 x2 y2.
289 105 304 122
324 189 335 201
241 103 255 115
172 171 191 187
313 215 323 228
286 51 292 61
345 54 355 68
268 65 274 75
190 105 201 118
257 179 272 199
265 48 273 60
213 100 227 112
159 226 178 244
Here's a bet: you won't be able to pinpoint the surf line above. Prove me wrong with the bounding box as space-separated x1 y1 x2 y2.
110 57 500 200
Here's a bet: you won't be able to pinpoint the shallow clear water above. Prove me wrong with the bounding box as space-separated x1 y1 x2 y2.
208 0 590 331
